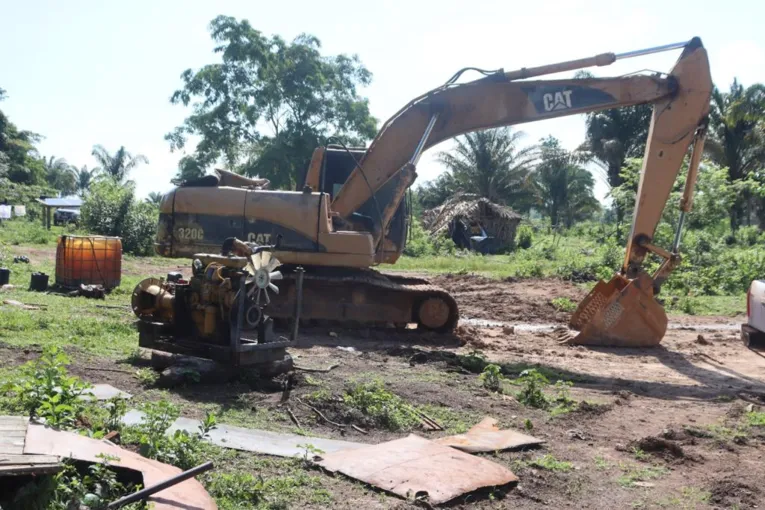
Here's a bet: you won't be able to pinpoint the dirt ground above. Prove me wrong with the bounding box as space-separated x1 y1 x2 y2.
3 265 765 509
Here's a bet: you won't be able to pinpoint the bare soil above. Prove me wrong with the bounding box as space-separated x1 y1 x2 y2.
3 271 765 509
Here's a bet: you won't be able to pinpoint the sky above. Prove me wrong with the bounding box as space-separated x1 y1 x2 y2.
1 0 764 202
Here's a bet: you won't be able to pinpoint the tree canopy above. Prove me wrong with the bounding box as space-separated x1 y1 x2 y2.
531 137 599 228
91 145 149 184
166 15 378 189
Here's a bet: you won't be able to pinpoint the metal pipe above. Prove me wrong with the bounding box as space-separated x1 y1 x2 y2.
615 40 689 60
106 461 214 509
503 39 690 81
292 266 304 343
672 211 686 253
409 113 439 165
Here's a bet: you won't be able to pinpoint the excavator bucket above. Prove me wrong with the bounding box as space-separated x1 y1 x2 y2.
561 273 668 347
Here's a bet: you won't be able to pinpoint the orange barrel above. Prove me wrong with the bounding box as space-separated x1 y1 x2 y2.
55 235 122 289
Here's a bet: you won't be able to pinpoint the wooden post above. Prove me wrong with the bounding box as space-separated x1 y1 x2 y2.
46 206 51 229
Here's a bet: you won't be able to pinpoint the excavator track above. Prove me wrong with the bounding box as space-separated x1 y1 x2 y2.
261 267 459 332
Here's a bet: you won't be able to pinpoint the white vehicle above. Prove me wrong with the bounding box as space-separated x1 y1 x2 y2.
742 280 765 347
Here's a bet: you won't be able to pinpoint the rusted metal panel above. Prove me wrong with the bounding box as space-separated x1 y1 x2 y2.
24 424 216 510
316 434 518 505
435 417 544 453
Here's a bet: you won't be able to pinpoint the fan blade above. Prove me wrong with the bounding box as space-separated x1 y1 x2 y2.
266 256 280 272
264 289 270 304
250 253 262 271
270 271 283 281
245 262 255 275
247 285 256 298
261 251 271 267
268 282 279 294
255 288 263 306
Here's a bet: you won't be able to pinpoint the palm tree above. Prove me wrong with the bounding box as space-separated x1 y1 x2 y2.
435 127 537 208
91 145 149 183
70 165 95 195
532 137 600 228
146 192 164 205
43 156 76 195
705 79 765 228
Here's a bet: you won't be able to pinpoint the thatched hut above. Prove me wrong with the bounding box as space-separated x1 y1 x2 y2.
423 194 522 254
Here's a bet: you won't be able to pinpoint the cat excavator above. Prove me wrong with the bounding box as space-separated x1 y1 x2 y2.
149 37 712 347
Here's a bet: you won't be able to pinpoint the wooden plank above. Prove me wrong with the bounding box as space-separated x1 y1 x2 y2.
0 444 24 454
0 437 24 445
0 454 60 465
0 463 62 475
0 430 27 438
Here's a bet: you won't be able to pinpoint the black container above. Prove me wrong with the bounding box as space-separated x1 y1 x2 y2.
30 272 49 291
0 267 9 286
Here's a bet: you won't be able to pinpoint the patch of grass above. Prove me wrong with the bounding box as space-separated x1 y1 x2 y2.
528 454 574 472
684 423 749 446
417 404 473 434
657 487 711 509
617 462 669 488
134 367 159 386
343 379 420 432
203 452 333 510
594 455 612 470
746 411 765 427
551 297 577 312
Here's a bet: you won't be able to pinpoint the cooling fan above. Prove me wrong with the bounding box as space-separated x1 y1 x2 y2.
245 250 283 306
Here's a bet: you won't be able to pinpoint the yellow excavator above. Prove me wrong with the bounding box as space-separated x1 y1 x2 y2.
149 37 712 347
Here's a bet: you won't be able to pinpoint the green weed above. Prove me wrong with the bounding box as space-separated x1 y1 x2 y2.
551 297 577 312
528 454 573 472
343 379 419 431
479 364 505 393
617 463 669 488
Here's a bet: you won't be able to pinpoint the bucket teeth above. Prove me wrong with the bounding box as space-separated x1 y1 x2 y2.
555 327 577 345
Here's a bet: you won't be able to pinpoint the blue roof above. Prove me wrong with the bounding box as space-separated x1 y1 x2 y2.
37 197 83 207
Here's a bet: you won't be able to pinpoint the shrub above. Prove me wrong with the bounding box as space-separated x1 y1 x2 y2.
81 180 158 255
516 224 533 249
514 369 550 409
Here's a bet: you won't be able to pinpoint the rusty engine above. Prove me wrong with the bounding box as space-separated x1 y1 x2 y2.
131 239 292 367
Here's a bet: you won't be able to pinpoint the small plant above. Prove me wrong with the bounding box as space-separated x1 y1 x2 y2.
126 400 217 470
134 367 159 386
46 453 141 509
514 369 550 409
343 379 419 431
529 454 573 472
551 297 577 313
524 418 533 431
1 346 93 429
479 364 505 393
631 447 648 461
297 443 325 466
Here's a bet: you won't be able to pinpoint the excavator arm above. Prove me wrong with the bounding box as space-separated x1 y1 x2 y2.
331 38 712 276
330 38 711 348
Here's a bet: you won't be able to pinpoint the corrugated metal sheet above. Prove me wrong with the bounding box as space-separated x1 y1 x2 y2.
37 197 83 207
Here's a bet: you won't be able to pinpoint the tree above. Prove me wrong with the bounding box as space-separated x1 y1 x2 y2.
0 92 44 185
705 79 765 229
531 137 600 228
71 165 95 195
166 15 377 190
43 156 76 195
91 145 148 184
434 127 537 208
171 156 206 186
146 192 164 205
